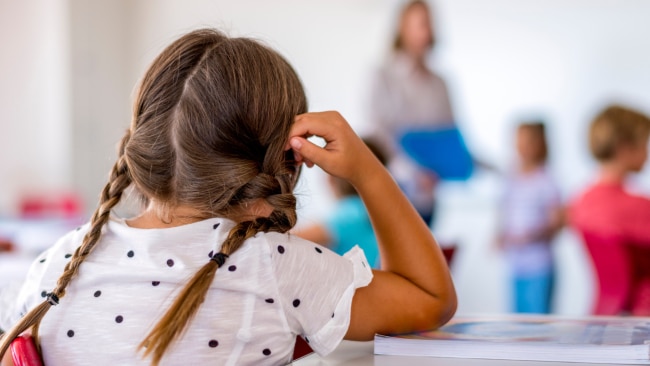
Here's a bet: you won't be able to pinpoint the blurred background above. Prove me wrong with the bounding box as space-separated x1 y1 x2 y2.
1 0 650 316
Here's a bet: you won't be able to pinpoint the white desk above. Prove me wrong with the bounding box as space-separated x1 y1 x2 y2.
293 341 635 365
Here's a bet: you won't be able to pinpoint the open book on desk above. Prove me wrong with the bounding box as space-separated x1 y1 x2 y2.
375 314 650 364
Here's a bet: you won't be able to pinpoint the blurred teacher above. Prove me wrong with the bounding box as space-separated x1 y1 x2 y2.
369 0 454 225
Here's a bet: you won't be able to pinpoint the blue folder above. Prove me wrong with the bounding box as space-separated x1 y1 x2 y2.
398 126 474 181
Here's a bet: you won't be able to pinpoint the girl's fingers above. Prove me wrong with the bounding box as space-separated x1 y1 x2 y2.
289 136 330 168
291 112 340 143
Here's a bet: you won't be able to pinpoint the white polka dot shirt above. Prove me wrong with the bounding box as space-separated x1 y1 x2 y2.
0 216 372 365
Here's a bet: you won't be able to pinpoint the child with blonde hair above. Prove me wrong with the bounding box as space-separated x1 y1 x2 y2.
570 105 650 315
571 105 650 240
0 29 456 365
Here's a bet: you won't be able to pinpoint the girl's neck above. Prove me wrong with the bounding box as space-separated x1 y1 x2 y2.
126 200 273 229
127 205 206 229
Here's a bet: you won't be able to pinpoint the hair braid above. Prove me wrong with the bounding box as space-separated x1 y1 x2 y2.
138 217 273 365
0 132 133 359
94 28 306 364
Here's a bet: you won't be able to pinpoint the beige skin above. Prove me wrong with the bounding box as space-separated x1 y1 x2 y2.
1 345 12 365
126 200 274 229
2 113 456 364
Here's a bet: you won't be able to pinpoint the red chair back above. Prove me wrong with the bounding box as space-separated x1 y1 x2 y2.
11 333 43 366
442 246 456 265
292 336 313 360
579 231 631 315
627 245 650 316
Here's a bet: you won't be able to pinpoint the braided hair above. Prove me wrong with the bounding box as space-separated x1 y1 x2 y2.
0 29 307 365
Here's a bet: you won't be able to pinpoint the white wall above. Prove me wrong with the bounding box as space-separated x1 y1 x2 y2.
0 0 72 214
434 0 650 195
69 0 134 212
2 0 650 315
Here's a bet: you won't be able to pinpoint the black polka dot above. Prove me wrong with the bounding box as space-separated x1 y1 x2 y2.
64 253 72 259
265 298 274 304
213 223 220 230
315 247 322 254
152 281 160 286
67 330 74 337
332 312 335 318
93 290 101 298
362 261 366 268
115 315 123 323
41 291 47 298
228 265 236 272
208 339 219 348
263 348 271 356
166 259 174 267
277 245 285 254
292 299 301 308
305 336 310 343
39 258 46 263
127 250 134 258
75 227 81 231
208 250 214 258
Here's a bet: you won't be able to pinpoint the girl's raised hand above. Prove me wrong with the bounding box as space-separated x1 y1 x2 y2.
288 111 457 340
288 112 382 187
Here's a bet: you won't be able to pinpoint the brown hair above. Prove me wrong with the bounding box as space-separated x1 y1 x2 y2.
393 0 436 51
589 105 650 162
517 122 548 164
330 138 387 197
0 28 307 365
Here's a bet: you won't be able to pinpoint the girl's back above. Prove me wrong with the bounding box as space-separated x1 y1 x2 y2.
11 218 369 365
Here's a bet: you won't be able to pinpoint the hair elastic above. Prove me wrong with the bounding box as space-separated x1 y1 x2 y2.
210 252 229 267
46 293 60 306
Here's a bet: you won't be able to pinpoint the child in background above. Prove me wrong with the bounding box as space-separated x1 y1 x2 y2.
497 122 564 314
569 105 650 315
0 29 456 365
295 139 386 268
570 105 650 244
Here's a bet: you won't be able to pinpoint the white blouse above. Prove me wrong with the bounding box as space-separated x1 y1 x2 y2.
0 216 372 365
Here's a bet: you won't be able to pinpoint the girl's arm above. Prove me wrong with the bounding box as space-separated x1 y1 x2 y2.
1 348 14 366
288 111 457 340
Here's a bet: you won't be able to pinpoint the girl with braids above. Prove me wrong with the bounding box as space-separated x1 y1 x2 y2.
0 28 456 365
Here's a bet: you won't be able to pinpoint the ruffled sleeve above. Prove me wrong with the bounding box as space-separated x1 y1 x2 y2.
268 233 373 356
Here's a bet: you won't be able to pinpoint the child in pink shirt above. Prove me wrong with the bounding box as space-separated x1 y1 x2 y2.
570 105 650 315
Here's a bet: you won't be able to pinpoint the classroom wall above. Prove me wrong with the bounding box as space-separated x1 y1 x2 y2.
1 0 650 315
0 0 72 213
68 0 134 214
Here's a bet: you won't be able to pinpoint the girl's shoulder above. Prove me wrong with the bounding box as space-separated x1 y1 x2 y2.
37 223 90 267
259 231 372 288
